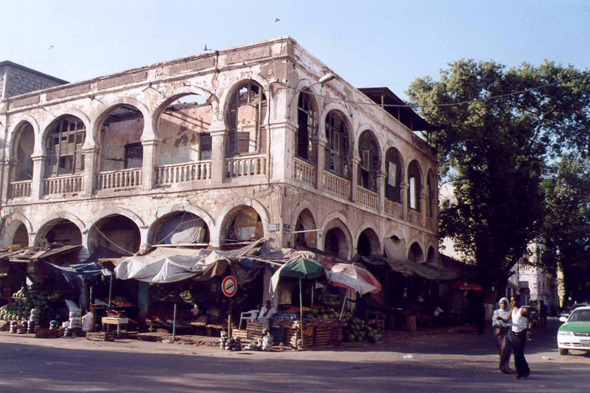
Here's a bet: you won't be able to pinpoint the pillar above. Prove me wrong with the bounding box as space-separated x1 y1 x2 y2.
350 157 360 202
82 147 99 196
420 192 427 227
30 155 45 200
316 139 326 192
400 182 408 221
377 171 386 212
210 129 227 185
141 139 160 190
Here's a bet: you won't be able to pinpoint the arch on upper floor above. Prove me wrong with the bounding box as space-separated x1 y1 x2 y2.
151 85 219 129
324 109 354 179
39 108 91 155
222 79 269 157
426 168 437 217
92 97 153 144
288 79 323 121
218 74 271 127
318 101 354 140
294 87 320 164
6 115 40 161
357 129 382 193
8 121 35 183
41 114 89 178
407 159 424 211
384 146 404 203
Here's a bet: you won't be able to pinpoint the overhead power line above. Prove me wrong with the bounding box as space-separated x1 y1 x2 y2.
290 72 589 109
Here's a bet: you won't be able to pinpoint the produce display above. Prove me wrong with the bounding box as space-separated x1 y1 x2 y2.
341 313 382 343
0 285 61 321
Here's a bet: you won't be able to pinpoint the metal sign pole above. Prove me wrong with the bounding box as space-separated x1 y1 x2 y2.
172 301 177 343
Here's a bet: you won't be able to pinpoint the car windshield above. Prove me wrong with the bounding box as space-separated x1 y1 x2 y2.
569 310 590 322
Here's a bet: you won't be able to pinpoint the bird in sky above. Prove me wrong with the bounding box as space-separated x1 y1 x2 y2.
49 45 54 50
275 18 280 22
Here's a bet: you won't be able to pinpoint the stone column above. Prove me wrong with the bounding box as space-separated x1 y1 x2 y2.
400 182 408 221
350 157 360 202
377 171 386 212
30 155 45 200
141 139 160 190
209 129 227 185
315 139 326 192
420 192 428 227
82 147 99 196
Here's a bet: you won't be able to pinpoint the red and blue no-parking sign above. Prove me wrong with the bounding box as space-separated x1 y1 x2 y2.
222 276 237 297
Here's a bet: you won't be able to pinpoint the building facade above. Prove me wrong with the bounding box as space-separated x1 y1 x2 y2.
0 37 438 266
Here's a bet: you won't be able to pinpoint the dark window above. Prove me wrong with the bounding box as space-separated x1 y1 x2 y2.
385 148 402 203
200 133 212 160
125 143 143 169
408 161 422 211
325 111 350 178
226 82 267 156
297 91 317 162
358 131 380 192
45 116 86 176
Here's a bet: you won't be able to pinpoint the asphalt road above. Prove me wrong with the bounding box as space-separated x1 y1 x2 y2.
1 318 588 393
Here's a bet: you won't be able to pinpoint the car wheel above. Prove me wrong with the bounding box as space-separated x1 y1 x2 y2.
559 348 569 356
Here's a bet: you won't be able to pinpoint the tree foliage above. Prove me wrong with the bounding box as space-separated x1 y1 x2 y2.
541 155 590 302
407 59 590 289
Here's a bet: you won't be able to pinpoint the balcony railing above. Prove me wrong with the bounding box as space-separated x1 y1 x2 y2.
97 168 142 191
43 175 83 195
408 209 421 225
10 180 32 199
322 172 350 199
294 158 316 188
226 155 267 178
357 186 379 210
155 161 211 186
385 199 403 219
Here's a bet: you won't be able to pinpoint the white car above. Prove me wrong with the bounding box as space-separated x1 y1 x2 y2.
557 306 590 355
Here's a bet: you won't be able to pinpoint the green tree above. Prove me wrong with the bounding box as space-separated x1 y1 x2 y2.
407 60 590 294
541 155 590 303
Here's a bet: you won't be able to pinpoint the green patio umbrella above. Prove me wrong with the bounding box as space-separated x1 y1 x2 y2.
270 258 326 348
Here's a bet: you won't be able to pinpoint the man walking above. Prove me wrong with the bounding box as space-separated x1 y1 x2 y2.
497 296 531 379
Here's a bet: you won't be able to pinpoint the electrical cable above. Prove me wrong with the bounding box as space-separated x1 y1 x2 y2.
290 72 589 109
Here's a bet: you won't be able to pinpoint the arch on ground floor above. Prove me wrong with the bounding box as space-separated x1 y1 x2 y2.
34 218 83 247
216 201 269 247
148 210 210 246
407 241 425 264
320 214 353 260
355 226 381 257
87 214 142 257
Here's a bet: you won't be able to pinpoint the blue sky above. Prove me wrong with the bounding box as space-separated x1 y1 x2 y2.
1 0 589 99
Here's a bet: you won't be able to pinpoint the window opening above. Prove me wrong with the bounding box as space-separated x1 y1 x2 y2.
125 143 143 169
358 131 380 192
325 111 350 178
297 91 317 162
45 117 86 177
408 161 421 211
386 148 402 203
227 83 267 156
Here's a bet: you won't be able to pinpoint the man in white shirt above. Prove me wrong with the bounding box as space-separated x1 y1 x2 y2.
497 296 531 380
257 300 276 331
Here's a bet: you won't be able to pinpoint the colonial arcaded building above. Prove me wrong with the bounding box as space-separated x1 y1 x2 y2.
0 37 438 266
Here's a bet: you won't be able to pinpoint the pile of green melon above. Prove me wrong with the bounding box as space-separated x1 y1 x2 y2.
341 314 382 343
0 286 59 321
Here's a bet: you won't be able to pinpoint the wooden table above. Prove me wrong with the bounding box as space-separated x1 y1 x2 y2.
101 317 129 335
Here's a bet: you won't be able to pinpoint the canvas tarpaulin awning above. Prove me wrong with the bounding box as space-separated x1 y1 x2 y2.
114 239 266 284
384 238 456 281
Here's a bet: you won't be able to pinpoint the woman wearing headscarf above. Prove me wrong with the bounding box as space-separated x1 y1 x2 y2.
492 297 512 374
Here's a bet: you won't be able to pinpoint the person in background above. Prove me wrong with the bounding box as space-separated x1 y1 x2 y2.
492 297 512 374
539 301 548 328
497 296 532 380
257 300 276 331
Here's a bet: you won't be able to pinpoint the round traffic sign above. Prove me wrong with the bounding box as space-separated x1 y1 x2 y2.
222 276 237 297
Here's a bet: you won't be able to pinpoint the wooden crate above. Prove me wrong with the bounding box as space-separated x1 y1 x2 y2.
35 328 59 338
86 331 115 342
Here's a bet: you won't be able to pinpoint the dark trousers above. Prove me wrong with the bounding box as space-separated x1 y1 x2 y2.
512 330 530 377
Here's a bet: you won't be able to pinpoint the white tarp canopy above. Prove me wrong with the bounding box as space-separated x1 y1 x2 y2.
114 239 265 283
